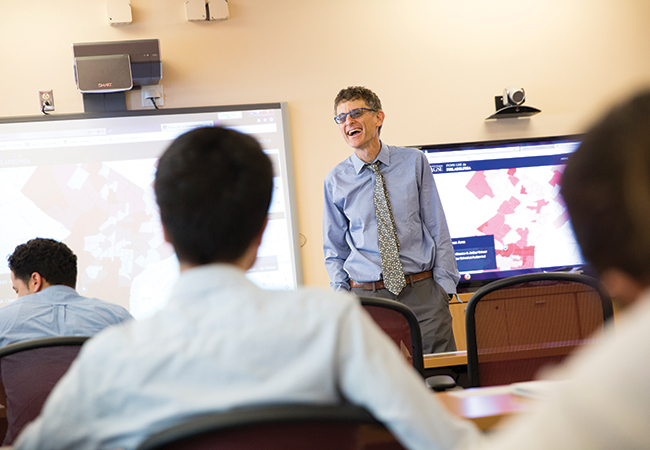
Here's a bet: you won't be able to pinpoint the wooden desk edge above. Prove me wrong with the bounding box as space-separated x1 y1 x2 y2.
423 350 467 369
435 389 532 431
435 393 508 431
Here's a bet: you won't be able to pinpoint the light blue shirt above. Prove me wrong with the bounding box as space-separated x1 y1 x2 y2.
0 285 133 347
14 264 478 450
323 143 460 293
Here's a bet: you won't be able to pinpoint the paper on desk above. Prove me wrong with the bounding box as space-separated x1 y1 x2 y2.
447 385 513 398
446 380 567 399
510 380 567 399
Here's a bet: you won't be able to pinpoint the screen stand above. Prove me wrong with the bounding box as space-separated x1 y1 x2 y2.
83 92 127 112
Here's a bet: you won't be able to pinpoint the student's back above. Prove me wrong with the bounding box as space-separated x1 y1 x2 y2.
0 284 132 347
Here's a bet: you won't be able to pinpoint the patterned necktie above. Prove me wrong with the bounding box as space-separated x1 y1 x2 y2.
367 161 406 295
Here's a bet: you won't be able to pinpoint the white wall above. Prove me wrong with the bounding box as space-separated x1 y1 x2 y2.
2 0 650 287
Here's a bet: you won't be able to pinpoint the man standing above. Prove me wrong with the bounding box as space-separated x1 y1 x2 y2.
12 127 478 450
323 86 459 353
2 238 133 347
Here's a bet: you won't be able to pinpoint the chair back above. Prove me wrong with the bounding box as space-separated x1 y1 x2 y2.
136 403 405 450
465 272 613 387
359 297 425 376
0 336 90 444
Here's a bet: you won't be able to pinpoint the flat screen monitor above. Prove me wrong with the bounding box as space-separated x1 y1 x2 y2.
0 103 302 318
417 134 585 291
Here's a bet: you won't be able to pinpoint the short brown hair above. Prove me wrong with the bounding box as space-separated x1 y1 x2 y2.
334 86 382 114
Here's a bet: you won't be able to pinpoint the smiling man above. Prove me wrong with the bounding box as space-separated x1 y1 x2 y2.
323 86 459 353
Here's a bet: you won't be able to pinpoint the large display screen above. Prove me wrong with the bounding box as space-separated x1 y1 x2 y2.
418 135 585 290
0 103 302 318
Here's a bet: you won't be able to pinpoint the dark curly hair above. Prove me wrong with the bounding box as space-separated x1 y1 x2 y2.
8 238 77 288
154 127 274 265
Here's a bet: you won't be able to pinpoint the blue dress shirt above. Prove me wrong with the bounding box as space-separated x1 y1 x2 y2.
0 285 133 347
323 143 459 293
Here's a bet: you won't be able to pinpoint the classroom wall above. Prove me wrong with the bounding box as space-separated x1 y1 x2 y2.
2 0 650 288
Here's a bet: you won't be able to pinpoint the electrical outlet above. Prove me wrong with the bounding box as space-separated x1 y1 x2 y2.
39 90 55 111
141 85 164 108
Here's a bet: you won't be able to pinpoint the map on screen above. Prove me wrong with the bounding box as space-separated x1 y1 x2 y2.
0 104 301 318
420 136 585 287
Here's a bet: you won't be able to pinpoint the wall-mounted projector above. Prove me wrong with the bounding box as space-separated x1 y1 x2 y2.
73 54 133 94
72 39 162 93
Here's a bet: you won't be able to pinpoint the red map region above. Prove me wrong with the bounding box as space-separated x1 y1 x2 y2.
466 171 494 199
479 197 535 269
479 197 521 241
507 168 519 186
514 228 535 268
549 169 562 187
494 228 535 268
527 199 549 214
478 214 511 243
497 196 521 215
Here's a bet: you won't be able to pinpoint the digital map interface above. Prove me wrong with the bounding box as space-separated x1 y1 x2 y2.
0 107 299 319
426 141 584 283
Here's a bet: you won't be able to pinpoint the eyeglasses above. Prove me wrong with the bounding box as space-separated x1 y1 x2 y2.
333 108 376 124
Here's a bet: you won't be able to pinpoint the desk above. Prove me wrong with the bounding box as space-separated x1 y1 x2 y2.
423 350 467 369
436 385 535 430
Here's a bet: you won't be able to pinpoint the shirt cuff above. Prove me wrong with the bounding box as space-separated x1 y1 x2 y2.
332 283 351 292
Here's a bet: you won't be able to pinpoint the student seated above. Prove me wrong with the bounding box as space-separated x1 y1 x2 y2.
10 127 479 450
457 91 650 449
1 238 133 347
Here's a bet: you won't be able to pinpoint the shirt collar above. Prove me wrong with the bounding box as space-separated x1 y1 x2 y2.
168 263 250 305
352 141 390 174
18 285 78 302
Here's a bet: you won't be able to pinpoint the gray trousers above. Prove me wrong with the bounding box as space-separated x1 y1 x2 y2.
352 277 456 354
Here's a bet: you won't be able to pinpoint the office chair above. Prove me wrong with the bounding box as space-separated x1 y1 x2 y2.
0 336 90 444
359 297 456 391
136 403 406 450
465 272 613 387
